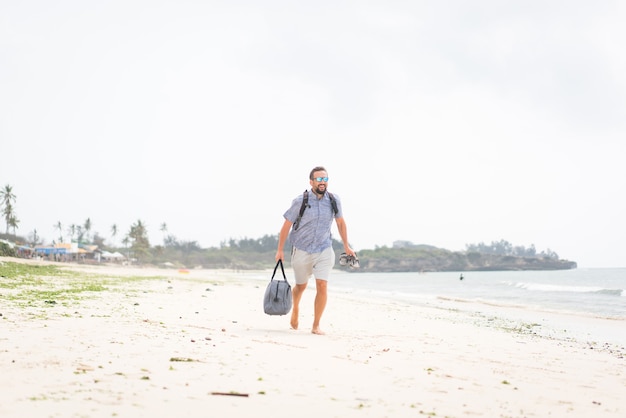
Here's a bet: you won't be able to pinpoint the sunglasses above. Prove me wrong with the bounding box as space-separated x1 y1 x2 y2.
313 177 329 182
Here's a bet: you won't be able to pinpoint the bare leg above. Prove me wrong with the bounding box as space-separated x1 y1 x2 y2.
311 279 327 335
290 283 307 330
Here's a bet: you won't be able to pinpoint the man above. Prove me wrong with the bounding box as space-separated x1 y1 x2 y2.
275 166 356 335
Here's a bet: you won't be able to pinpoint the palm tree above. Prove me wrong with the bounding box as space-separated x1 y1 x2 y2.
110 224 118 247
8 214 19 237
128 220 149 247
54 221 63 242
83 218 92 243
128 220 150 263
67 224 77 242
75 225 85 244
29 229 41 246
122 235 130 260
1 184 17 234
160 222 168 245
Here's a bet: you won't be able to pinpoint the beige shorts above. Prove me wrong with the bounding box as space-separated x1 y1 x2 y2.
290 246 335 285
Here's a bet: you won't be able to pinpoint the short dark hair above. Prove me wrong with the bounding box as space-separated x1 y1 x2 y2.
309 166 327 180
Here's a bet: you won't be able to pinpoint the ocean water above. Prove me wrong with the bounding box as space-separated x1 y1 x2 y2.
329 268 626 318
328 268 626 345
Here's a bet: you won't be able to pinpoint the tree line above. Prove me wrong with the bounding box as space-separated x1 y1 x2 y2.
465 239 559 260
1 183 572 271
0 184 175 262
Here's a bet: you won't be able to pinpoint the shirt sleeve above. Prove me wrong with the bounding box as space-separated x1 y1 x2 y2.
283 194 304 223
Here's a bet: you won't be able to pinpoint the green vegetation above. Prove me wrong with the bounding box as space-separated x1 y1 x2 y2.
0 240 16 257
0 262 77 282
151 236 574 271
142 237 575 271
0 183 576 272
0 262 103 308
0 261 162 309
1 234 576 272
357 242 576 272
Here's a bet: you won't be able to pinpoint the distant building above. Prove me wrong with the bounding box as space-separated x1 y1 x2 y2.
393 240 414 248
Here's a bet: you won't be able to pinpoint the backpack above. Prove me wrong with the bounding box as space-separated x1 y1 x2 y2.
293 190 338 231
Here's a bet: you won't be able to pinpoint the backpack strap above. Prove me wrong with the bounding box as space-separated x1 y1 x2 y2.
293 190 309 231
327 192 338 216
293 190 338 231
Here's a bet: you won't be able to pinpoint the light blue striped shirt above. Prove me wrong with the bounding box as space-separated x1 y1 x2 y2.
283 190 343 253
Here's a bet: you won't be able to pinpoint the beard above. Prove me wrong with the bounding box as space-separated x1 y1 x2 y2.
314 185 326 195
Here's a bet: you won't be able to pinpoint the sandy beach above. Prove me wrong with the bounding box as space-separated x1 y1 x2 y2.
1 257 625 418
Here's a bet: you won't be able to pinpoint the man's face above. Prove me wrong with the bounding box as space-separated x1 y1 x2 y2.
310 171 328 195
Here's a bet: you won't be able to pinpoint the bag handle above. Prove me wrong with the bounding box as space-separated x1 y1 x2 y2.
271 259 287 281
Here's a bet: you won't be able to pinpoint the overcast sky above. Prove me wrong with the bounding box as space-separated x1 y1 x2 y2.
2 1 625 268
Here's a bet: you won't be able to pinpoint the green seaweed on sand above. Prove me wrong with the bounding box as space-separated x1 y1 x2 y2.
0 261 167 308
170 357 199 362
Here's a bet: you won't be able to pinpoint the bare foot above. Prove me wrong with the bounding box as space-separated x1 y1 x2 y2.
311 326 325 335
290 313 298 330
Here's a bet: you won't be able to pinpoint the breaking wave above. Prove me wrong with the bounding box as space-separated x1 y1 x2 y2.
507 281 624 297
